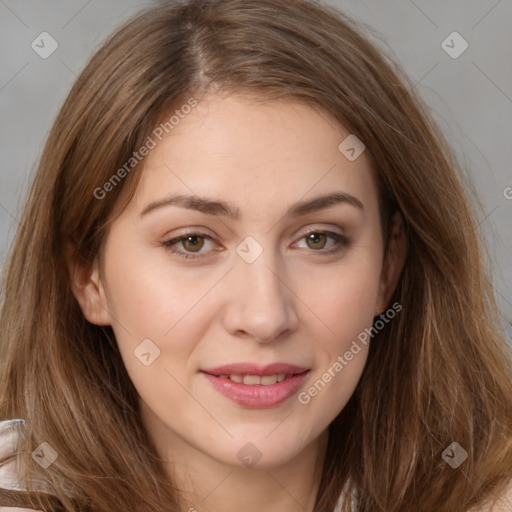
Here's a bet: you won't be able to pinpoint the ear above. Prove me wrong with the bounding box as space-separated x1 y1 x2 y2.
63 241 111 326
375 210 407 316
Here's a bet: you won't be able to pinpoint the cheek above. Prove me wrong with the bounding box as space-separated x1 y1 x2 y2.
102 237 220 339
304 251 383 347
313 279 376 365
102 246 213 418
294 249 382 418
100 240 235 411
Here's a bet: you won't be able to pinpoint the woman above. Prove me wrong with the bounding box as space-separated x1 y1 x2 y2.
1 1 511 511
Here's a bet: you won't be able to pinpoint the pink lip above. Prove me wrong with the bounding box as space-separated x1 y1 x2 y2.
201 362 310 408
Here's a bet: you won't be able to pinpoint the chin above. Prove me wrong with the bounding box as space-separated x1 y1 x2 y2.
208 432 315 470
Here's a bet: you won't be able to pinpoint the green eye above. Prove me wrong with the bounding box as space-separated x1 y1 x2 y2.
296 231 349 254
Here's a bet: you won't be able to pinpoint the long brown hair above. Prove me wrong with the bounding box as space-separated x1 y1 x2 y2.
1 1 511 511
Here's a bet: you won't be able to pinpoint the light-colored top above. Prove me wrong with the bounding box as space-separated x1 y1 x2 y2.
0 419 44 511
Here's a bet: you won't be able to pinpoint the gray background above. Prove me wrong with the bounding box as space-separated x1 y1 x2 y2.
1 0 511 342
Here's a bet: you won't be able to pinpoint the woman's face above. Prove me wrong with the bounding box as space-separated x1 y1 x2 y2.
74 94 402 469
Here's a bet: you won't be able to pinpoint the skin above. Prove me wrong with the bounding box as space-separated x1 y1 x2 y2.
68 94 406 512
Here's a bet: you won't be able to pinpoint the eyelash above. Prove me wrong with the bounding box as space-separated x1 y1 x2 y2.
161 229 349 260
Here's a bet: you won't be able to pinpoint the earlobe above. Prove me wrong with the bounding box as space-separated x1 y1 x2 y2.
376 210 407 316
63 241 111 326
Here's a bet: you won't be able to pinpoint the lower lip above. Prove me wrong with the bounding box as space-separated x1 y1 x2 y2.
202 371 310 408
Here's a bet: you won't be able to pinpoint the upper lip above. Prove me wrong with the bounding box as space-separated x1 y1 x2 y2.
201 362 309 376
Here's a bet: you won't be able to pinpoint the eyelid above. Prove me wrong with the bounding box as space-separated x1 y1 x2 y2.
298 226 345 238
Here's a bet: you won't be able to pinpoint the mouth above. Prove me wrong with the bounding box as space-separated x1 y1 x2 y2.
209 373 295 385
200 362 310 408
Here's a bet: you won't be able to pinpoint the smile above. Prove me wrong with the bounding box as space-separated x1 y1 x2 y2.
215 374 290 385
201 363 310 408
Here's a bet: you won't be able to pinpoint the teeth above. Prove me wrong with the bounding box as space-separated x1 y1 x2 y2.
218 374 290 385
243 375 262 385
260 375 278 385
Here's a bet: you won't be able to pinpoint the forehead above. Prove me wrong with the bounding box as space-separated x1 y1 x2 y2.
124 94 379 219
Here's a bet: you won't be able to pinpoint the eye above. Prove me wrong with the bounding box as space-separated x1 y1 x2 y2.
162 232 217 259
294 230 349 255
162 229 349 260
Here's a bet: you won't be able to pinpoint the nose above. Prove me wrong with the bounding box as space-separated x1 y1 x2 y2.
221 246 299 343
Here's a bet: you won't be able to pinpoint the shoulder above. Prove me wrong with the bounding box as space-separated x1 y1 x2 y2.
0 420 43 512
331 478 512 512
0 420 27 492
469 478 512 512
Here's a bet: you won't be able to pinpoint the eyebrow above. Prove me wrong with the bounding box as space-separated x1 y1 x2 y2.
138 191 364 220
